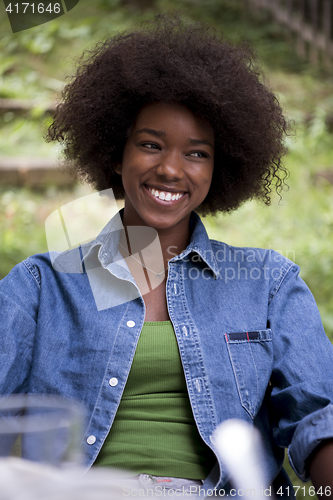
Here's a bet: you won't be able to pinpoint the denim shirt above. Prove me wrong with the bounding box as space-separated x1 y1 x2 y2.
1 211 333 494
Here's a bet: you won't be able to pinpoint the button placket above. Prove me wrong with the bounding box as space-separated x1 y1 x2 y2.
168 265 217 436
87 435 96 445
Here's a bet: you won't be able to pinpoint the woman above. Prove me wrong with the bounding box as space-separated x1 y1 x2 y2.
1 14 333 497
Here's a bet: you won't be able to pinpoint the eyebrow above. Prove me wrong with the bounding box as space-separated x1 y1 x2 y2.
188 138 214 149
136 128 214 149
136 128 166 137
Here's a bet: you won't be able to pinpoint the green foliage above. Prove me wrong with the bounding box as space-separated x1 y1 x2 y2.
0 188 47 276
0 0 318 158
0 2 333 495
0 185 92 278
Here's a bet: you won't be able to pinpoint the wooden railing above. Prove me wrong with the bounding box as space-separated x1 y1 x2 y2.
244 0 333 67
0 157 74 187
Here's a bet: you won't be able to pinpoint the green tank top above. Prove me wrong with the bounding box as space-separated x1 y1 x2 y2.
93 321 216 479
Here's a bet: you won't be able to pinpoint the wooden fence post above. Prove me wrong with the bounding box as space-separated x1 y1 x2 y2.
323 0 332 68
296 0 307 59
245 0 332 67
309 0 319 64
285 0 294 46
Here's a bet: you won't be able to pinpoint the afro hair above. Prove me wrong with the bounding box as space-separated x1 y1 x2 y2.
47 14 289 215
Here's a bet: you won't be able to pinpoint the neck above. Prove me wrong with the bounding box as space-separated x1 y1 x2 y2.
120 206 192 265
119 216 191 267
157 225 190 264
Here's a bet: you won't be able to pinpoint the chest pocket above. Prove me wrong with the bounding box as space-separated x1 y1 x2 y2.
225 329 273 419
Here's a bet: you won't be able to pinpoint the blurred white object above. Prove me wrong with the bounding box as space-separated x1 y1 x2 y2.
0 457 133 500
212 419 270 500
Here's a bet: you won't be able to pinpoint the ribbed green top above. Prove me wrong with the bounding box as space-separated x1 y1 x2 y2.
94 321 216 479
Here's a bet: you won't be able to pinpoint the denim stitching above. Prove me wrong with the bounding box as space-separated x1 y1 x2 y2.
82 300 138 466
226 341 251 417
23 259 41 288
269 262 295 303
225 331 273 419
169 262 217 434
248 341 259 415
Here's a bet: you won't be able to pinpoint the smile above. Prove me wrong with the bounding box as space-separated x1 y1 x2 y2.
146 186 185 202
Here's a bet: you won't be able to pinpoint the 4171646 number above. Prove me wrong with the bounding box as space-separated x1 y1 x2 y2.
276 486 331 496
5 3 61 14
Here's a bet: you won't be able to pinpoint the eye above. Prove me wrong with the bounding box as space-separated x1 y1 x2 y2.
189 151 209 158
140 142 160 150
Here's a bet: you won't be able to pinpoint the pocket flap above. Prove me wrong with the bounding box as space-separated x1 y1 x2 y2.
225 329 273 418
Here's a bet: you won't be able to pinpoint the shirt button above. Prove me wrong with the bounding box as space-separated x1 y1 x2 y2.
87 435 96 445
127 320 135 328
109 377 118 387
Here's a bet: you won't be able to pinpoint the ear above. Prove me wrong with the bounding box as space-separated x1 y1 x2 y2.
114 163 122 175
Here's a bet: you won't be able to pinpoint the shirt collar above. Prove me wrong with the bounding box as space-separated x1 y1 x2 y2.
81 209 123 267
170 212 220 279
82 209 220 278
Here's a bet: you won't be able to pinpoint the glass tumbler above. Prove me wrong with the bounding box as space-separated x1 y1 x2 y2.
0 394 83 467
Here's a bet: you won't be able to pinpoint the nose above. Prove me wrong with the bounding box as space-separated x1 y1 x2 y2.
156 151 184 181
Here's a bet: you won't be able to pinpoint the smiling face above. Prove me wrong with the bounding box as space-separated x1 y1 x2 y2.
117 101 215 235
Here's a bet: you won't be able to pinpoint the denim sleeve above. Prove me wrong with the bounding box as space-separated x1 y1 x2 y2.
267 263 333 481
0 259 40 393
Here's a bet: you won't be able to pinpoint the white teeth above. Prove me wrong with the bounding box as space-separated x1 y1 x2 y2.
148 187 184 202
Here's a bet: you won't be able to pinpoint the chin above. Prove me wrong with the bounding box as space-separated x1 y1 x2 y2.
144 216 182 231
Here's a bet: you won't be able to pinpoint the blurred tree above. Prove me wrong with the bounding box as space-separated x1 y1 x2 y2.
120 0 157 9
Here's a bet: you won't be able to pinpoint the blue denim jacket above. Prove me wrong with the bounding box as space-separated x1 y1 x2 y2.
1 211 333 494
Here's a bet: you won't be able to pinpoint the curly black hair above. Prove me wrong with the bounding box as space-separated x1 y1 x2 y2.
47 14 289 215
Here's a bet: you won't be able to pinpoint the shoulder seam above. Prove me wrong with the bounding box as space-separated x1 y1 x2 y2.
22 260 41 288
269 262 296 302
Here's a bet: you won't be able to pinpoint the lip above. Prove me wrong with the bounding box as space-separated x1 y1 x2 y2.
144 184 188 204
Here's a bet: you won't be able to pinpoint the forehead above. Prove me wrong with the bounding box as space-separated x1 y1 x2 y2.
132 102 214 140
